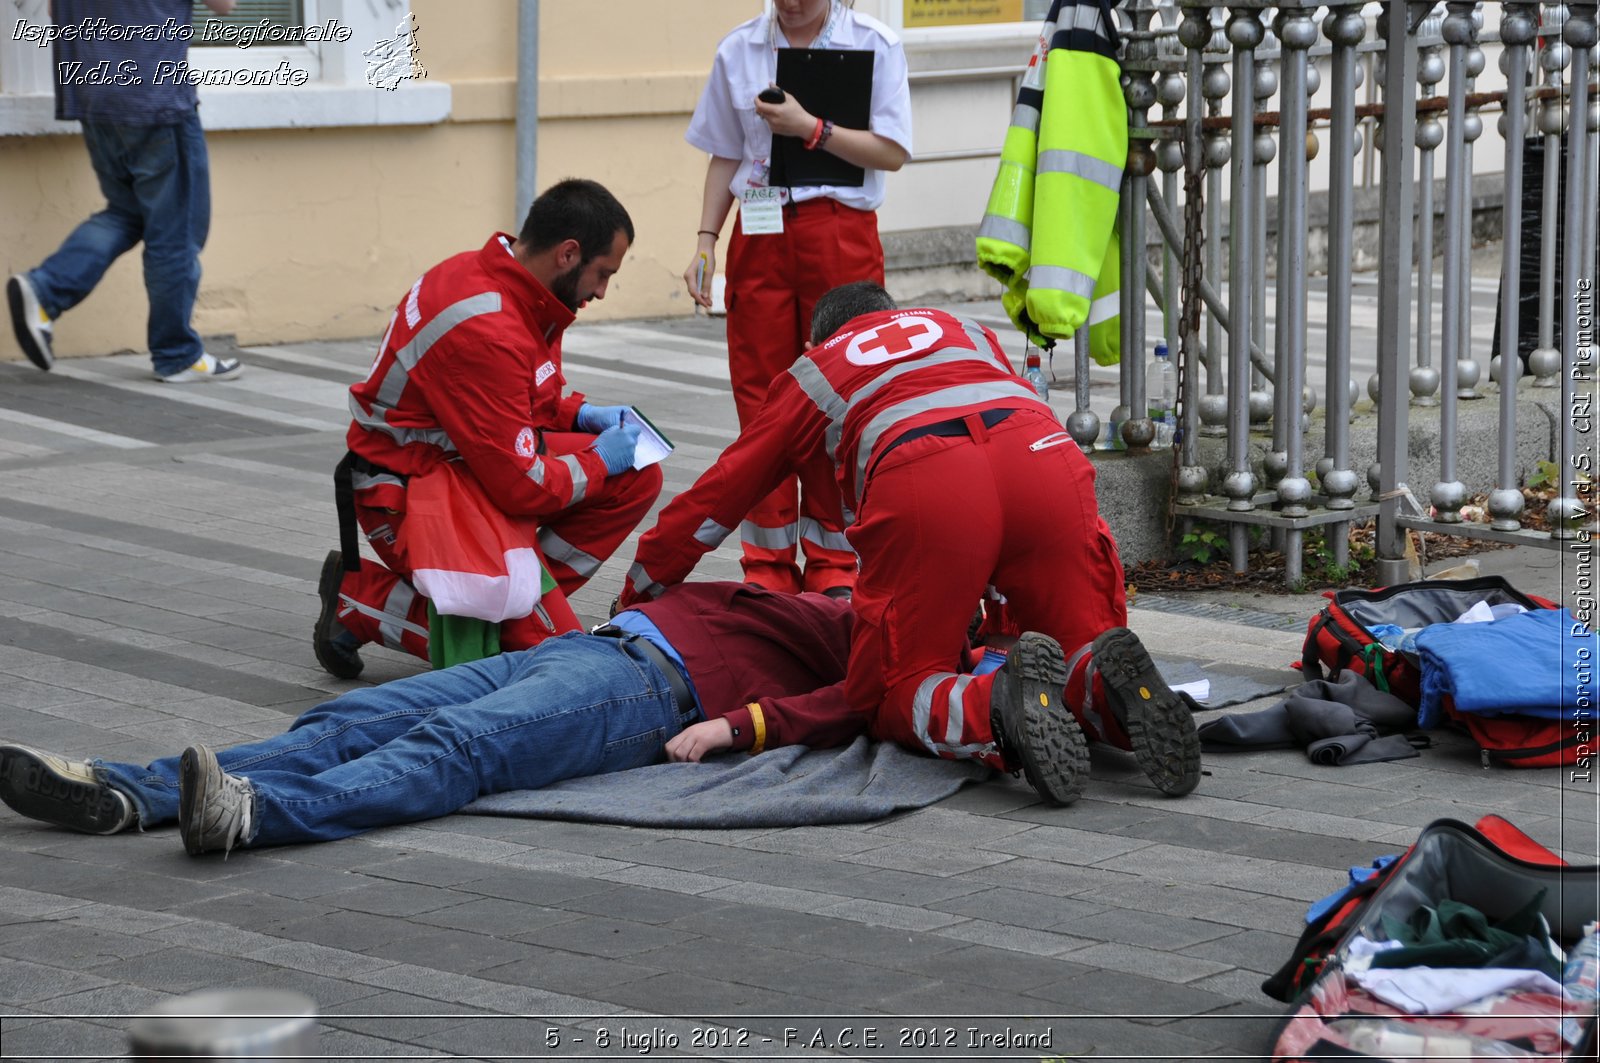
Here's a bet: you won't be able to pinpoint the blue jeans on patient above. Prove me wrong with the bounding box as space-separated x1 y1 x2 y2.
94 633 698 847
26 108 209 376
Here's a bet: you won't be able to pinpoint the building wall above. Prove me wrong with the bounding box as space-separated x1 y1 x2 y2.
0 1 754 360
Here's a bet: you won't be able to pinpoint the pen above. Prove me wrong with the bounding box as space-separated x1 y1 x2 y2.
696 252 710 314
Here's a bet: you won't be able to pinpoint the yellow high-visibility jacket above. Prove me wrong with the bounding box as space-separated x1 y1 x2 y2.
976 0 1125 365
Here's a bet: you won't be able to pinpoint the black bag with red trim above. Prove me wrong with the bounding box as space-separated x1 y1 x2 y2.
1266 816 1598 1061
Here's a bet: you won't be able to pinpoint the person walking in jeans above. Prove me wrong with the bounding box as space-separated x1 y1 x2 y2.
0 582 900 855
6 0 243 383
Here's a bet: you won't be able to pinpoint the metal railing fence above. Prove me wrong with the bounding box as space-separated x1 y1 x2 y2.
1087 0 1598 584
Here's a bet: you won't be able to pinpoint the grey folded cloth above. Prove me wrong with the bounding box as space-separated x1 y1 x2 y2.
1198 670 1425 766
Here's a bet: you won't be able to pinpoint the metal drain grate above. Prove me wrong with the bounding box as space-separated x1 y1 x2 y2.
1132 595 1308 633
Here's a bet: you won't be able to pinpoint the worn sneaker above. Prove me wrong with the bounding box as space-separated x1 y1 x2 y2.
0 744 134 834
178 745 253 856
313 550 364 679
988 631 1089 805
1093 626 1202 796
6 274 54 371
155 353 244 383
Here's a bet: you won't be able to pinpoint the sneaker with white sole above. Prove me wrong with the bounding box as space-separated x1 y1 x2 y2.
313 549 364 679
155 353 244 383
6 274 54 371
1093 626 1202 796
0 744 134 834
178 745 253 856
988 631 1089 805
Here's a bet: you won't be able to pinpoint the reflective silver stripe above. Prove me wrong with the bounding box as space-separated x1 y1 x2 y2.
912 673 956 756
349 394 459 453
1009 101 1040 132
1036 149 1123 193
339 592 430 646
558 455 588 504
957 318 1000 363
847 347 1002 415
627 561 666 600
351 470 405 492
1027 263 1098 302
526 455 547 486
912 673 996 759
978 214 1032 251
740 520 798 551
363 291 502 445
375 580 423 649
789 358 848 423
395 292 502 372
797 517 854 555
1089 291 1119 326
944 674 974 745
537 529 600 579
854 380 1046 488
694 518 734 549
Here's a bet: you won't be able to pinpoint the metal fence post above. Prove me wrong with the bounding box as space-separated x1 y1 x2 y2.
1374 0 1424 586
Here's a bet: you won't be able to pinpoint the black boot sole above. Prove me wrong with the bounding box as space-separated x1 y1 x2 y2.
995 632 1088 806
1093 627 1202 796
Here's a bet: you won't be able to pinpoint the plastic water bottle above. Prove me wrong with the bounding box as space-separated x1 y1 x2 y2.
1562 921 1600 1044
1146 338 1176 448
1023 349 1049 401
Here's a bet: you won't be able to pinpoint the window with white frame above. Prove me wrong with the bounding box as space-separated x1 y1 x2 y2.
0 0 447 135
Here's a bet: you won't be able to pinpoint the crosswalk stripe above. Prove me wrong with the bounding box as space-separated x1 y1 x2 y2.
0 407 154 450
47 362 344 432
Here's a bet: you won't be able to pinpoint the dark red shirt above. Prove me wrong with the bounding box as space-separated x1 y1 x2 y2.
633 582 861 752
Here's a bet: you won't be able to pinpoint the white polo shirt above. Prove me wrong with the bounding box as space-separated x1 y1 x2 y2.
685 8 914 212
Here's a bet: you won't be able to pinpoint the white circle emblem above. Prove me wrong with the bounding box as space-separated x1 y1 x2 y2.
844 315 941 366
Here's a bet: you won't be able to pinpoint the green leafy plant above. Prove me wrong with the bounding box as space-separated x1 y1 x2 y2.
1177 524 1229 565
1527 459 1562 490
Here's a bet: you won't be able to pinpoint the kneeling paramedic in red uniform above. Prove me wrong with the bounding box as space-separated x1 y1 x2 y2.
317 179 662 677
620 282 1201 804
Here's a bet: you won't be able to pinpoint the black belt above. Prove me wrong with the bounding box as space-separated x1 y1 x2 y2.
592 626 695 714
877 408 1017 464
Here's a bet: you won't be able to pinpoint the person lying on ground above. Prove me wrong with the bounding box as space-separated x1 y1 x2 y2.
1 579 1096 856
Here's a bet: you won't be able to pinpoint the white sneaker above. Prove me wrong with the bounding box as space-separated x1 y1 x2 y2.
6 274 54 371
155 353 244 384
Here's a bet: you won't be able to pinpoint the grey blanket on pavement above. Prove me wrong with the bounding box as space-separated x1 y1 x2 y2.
461 736 991 828
1196 669 1424 765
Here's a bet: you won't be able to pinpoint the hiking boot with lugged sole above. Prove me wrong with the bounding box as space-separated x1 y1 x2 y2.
178 745 253 857
313 550 364 679
1093 626 1202 796
0 744 133 833
989 631 1088 805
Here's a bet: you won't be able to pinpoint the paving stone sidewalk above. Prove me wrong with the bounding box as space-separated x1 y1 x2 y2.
0 302 1592 1062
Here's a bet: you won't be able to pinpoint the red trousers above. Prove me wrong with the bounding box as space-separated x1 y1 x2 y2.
335 433 662 661
846 409 1132 769
725 198 883 595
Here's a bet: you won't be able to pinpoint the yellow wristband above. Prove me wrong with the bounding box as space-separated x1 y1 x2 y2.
747 701 767 755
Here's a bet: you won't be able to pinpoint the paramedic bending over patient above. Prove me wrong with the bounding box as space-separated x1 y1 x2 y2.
683 0 912 599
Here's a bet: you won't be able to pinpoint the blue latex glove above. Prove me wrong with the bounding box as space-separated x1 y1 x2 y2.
590 422 642 475
575 402 630 434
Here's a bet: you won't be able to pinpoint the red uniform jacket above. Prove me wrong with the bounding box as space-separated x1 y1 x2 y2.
347 234 609 517
622 309 1054 603
633 582 860 752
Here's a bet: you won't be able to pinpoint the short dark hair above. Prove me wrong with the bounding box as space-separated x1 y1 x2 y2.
518 178 635 263
810 281 898 344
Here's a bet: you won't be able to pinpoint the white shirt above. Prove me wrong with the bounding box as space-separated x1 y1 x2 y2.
685 7 914 212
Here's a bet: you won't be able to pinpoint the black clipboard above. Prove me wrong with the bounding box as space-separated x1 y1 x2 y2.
769 47 874 189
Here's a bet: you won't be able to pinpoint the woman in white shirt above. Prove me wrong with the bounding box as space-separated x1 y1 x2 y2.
683 0 913 598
